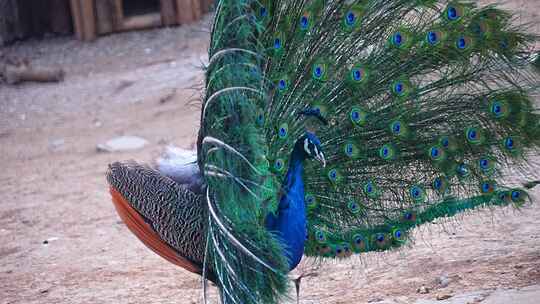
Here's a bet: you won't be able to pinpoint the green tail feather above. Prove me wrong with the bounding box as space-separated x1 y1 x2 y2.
199 1 540 303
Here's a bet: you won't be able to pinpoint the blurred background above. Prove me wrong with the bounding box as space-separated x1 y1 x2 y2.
0 1 539 303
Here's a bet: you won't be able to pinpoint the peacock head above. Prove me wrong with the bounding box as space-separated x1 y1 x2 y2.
298 132 326 167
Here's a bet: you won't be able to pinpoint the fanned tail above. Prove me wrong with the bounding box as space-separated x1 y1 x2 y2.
199 1 289 303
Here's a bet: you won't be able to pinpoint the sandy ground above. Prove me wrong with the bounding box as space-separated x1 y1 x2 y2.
1 2 540 304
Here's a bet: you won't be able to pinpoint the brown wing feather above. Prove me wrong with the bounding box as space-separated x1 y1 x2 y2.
110 186 204 275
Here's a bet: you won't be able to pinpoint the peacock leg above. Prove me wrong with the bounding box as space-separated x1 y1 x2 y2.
294 276 302 304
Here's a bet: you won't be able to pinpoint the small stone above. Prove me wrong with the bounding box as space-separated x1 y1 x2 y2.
438 275 450 287
97 136 148 153
417 286 430 294
436 293 452 300
49 139 65 151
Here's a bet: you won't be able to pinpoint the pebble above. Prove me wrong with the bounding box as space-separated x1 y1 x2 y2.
436 293 453 300
418 285 430 294
438 275 450 287
97 136 148 152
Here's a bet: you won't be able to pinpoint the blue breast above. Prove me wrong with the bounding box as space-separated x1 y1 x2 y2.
265 156 307 271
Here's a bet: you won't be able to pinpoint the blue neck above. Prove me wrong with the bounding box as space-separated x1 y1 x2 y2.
265 145 308 271
283 150 305 194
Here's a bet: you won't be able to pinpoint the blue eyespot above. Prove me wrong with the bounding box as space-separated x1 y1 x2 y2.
490 100 507 119
511 190 521 200
312 63 326 80
353 234 366 251
278 79 287 90
256 113 264 126
481 181 494 193
393 81 406 95
364 181 379 198
260 7 268 17
429 146 445 161
466 128 482 144
274 38 282 50
504 137 515 150
365 182 373 193
479 158 491 171
440 137 450 148
380 144 394 160
447 6 459 20
376 234 385 242
392 121 401 134
305 195 315 205
410 186 425 202
348 201 360 214
300 16 309 30
350 107 367 126
278 124 288 138
315 230 326 242
433 178 442 189
456 36 472 50
274 159 285 172
405 212 414 221
353 69 362 81
392 32 403 46
430 146 440 158
427 31 439 45
394 230 402 238
457 163 469 177
457 37 467 49
314 67 322 77
328 169 338 182
345 11 356 26
345 143 354 157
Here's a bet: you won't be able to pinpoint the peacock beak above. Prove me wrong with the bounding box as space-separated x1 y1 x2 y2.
315 152 326 168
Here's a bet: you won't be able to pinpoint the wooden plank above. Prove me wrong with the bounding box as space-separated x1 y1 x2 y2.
120 13 162 31
160 0 177 26
69 0 84 40
175 0 195 25
80 0 97 41
95 0 114 34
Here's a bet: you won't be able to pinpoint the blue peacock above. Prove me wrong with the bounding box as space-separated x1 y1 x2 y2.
107 1 540 303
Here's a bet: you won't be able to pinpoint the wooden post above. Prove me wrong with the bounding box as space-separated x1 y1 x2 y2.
69 0 84 40
176 0 195 24
95 0 114 34
191 0 202 21
201 0 213 13
160 0 177 26
112 0 124 31
80 0 97 41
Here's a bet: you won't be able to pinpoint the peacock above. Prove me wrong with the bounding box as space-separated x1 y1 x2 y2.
106 1 540 303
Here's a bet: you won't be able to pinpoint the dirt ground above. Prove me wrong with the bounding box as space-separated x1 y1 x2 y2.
1 2 540 304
